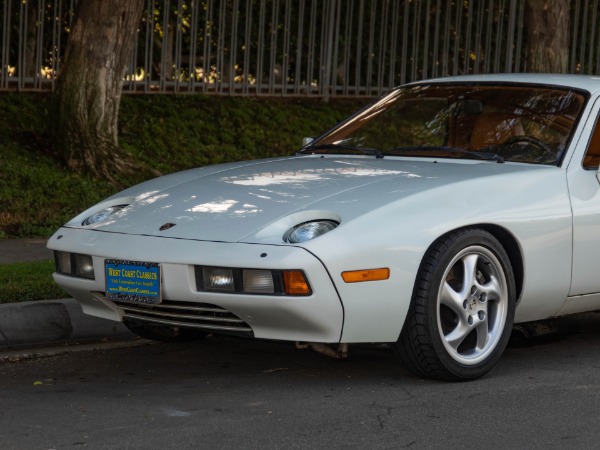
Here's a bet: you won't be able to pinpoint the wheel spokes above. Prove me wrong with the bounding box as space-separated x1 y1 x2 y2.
439 249 502 360
443 306 490 352
478 274 502 302
440 253 483 317
440 281 465 315
444 322 472 351
474 319 490 350
460 253 479 297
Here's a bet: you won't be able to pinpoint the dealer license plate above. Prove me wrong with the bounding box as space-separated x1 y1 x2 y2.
105 260 161 304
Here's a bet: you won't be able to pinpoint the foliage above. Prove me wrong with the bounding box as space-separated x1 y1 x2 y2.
118 95 360 173
0 92 363 238
0 94 117 237
0 260 68 303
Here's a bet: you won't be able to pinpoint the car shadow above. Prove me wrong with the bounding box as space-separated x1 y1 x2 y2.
508 311 600 348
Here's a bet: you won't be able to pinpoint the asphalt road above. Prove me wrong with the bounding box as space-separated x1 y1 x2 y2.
2 315 600 450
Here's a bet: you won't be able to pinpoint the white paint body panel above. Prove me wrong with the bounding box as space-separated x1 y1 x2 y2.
49 229 345 343
49 157 575 342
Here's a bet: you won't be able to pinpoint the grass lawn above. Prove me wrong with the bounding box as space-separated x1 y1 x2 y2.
0 260 68 303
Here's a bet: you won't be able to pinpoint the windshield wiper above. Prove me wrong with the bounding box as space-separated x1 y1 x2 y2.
298 143 384 159
384 146 504 163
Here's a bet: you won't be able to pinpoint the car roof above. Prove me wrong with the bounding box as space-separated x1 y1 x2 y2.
409 73 600 94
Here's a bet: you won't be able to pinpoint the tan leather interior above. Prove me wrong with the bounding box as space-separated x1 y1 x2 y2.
469 113 524 150
584 118 600 169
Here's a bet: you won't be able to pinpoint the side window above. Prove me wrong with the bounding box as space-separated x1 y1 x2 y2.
583 116 600 169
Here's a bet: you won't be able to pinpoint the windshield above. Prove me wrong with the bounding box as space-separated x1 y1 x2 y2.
302 83 588 165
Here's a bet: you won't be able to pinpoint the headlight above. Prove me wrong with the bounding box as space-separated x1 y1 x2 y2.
82 205 128 226
284 220 339 243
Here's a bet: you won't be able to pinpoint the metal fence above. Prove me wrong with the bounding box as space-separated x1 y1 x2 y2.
1 0 599 98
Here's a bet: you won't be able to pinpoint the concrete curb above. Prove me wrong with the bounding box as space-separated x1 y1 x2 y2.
0 299 134 348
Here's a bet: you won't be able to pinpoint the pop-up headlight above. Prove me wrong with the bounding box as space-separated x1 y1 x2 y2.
82 205 128 226
284 220 339 243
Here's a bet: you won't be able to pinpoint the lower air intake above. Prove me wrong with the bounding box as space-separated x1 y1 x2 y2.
109 298 253 337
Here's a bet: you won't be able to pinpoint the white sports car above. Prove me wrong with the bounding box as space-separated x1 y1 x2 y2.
48 74 600 380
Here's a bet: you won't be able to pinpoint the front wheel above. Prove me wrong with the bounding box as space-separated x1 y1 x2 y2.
397 228 516 381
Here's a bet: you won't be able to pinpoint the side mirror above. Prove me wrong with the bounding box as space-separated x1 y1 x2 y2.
302 137 314 147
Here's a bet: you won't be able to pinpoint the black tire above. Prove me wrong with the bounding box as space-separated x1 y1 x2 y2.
397 227 516 381
124 319 208 343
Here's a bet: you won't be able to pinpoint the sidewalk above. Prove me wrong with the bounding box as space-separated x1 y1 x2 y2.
0 239 134 349
0 238 54 264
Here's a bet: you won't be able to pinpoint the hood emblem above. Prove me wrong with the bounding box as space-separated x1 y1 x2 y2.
159 223 177 231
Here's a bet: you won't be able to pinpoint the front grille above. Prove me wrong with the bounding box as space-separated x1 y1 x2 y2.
110 298 254 337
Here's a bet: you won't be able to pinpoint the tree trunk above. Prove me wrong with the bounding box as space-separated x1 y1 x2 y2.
525 0 570 73
25 0 38 78
52 0 145 182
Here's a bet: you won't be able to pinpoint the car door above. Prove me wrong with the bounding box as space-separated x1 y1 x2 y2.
565 95 600 313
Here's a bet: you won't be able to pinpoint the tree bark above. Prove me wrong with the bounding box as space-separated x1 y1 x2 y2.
25 0 38 78
52 0 145 182
525 0 570 73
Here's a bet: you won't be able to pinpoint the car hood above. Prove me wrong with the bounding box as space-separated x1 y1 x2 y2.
70 156 553 243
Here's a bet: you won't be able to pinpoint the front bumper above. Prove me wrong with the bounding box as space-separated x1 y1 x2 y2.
49 227 344 343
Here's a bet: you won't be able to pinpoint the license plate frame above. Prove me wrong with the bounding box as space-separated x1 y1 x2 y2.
105 259 161 304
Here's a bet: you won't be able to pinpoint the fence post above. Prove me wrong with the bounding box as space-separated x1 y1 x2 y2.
2 0 597 95
322 0 337 101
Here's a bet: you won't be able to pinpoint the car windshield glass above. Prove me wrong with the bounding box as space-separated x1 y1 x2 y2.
300 83 588 165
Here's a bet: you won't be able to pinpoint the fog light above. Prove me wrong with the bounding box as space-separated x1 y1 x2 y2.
202 267 235 292
55 251 72 275
74 254 95 279
54 251 95 280
243 270 275 294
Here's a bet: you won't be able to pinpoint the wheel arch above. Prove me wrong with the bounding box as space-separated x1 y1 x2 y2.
424 224 524 304
477 223 524 304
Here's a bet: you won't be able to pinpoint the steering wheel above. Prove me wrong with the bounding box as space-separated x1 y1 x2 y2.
500 135 556 163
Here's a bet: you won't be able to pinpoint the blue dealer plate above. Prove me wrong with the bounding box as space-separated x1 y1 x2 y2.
105 260 161 304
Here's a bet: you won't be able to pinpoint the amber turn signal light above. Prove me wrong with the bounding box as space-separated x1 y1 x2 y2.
283 270 312 295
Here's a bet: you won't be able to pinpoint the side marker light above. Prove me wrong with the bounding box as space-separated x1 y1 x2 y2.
341 268 390 283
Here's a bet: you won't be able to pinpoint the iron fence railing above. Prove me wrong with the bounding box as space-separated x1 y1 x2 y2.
1 0 598 98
